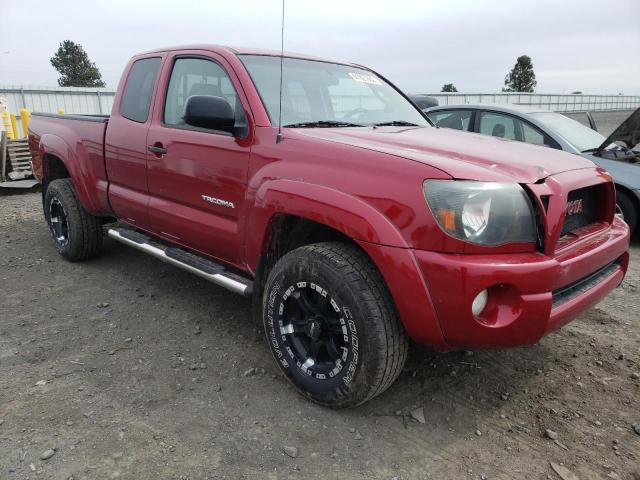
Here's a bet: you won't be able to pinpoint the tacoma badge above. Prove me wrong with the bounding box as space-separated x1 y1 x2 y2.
201 195 235 209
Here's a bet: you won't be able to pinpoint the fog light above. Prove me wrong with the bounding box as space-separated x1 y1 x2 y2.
471 289 489 316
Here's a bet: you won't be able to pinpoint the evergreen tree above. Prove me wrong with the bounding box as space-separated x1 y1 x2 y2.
441 83 458 92
50 40 106 87
503 55 537 92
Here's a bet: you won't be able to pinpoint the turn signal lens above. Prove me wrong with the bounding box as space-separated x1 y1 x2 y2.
437 209 456 231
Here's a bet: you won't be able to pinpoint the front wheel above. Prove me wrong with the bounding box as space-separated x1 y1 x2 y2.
263 242 408 408
44 178 103 261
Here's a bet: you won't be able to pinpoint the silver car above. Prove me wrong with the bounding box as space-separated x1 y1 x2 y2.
424 104 640 233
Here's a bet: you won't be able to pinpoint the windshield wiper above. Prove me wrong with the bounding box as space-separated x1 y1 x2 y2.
284 120 365 128
373 120 420 127
581 143 621 154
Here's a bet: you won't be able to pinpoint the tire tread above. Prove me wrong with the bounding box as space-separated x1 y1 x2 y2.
45 179 103 261
267 241 408 407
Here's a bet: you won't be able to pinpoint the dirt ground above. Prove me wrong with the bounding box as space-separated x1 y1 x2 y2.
0 189 638 480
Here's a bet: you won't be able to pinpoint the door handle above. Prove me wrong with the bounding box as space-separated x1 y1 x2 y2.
147 144 167 155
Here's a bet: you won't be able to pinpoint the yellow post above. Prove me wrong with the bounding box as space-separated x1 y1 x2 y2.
57 108 65 115
19 108 30 138
10 113 19 140
2 111 13 140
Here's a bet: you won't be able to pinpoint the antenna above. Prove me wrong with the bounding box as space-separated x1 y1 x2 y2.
276 0 285 144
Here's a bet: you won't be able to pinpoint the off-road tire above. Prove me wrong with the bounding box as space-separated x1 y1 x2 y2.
44 178 103 261
263 242 409 408
617 190 637 234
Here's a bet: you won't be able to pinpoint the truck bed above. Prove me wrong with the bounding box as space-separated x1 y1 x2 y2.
29 112 112 215
30 112 110 123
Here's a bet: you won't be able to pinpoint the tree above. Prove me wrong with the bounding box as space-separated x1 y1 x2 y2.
503 55 537 93
50 40 105 87
441 83 458 93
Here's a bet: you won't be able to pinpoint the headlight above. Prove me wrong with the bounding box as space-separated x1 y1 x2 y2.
423 180 536 246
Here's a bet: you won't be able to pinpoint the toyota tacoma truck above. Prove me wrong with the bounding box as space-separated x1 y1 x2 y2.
28 45 630 408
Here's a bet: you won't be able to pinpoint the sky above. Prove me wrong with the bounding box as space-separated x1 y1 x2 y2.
1 0 639 94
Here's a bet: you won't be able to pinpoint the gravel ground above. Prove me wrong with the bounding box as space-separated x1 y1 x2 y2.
0 189 639 480
1 111 639 480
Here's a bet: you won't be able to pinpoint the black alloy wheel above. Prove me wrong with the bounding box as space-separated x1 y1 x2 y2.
48 197 70 248
279 282 350 380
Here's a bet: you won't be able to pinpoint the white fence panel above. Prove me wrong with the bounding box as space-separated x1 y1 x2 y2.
0 86 116 117
1 86 639 117
422 93 640 112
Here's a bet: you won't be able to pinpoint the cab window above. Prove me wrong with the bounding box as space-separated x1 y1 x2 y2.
164 57 245 129
120 57 161 123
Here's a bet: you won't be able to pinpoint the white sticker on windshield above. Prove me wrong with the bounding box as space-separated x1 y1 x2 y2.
348 72 382 85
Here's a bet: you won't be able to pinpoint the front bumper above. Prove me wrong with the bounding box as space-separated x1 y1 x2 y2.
359 217 629 350
415 217 630 348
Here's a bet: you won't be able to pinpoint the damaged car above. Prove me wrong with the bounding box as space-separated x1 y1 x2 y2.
424 105 640 232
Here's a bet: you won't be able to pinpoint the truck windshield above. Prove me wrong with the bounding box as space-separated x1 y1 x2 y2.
239 55 429 128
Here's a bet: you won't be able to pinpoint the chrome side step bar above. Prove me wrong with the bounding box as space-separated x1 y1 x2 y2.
107 228 252 297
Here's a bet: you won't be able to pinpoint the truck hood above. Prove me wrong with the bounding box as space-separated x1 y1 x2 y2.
595 106 640 155
294 126 595 183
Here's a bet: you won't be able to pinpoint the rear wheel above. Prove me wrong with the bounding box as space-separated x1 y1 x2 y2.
262 242 408 408
44 178 103 261
616 190 637 233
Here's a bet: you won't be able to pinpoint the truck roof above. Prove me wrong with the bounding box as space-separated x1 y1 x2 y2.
137 44 353 66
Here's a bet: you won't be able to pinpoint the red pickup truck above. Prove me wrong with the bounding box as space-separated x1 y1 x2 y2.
29 45 630 408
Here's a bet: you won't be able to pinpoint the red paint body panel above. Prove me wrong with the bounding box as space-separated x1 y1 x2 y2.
145 49 254 264
415 217 629 348
28 44 631 351
29 117 111 216
295 126 595 184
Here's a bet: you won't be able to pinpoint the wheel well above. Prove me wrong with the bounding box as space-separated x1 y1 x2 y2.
616 184 639 229
266 214 357 263
44 154 70 184
616 184 640 215
616 184 639 208
40 155 70 205
251 214 362 319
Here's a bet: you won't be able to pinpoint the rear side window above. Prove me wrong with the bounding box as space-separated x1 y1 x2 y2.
478 112 517 140
522 122 546 145
120 57 161 123
427 110 472 131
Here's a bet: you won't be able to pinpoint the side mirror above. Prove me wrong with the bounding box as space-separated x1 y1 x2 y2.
183 95 236 134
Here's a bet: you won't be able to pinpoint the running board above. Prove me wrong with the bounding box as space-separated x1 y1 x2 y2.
107 228 252 298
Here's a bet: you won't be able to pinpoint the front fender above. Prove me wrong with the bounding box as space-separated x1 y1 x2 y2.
243 178 447 348
589 156 640 190
244 179 409 270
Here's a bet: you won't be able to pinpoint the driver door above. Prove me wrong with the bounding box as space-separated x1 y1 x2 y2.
146 52 253 265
